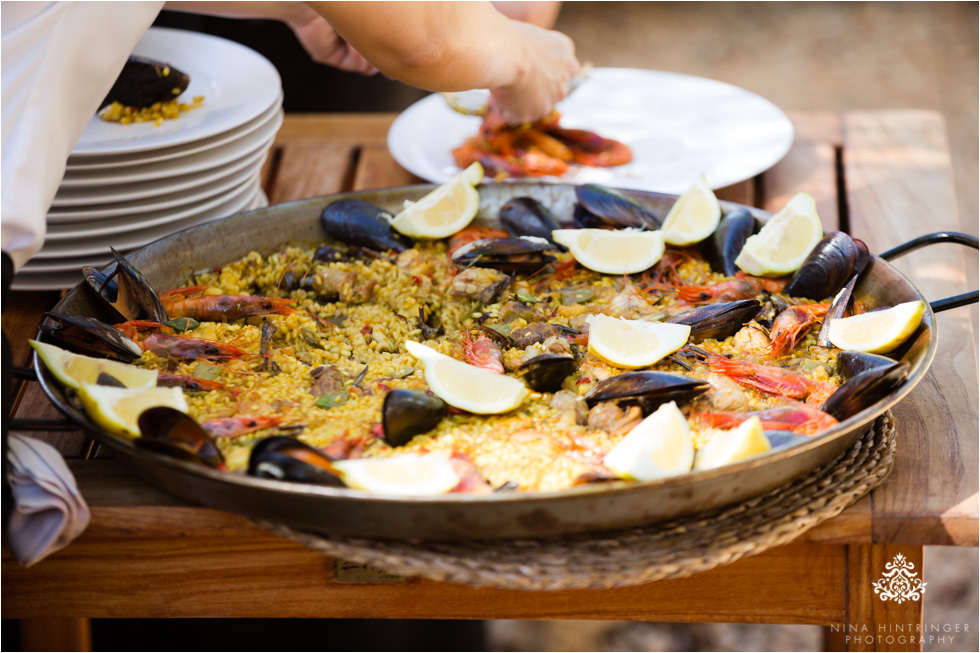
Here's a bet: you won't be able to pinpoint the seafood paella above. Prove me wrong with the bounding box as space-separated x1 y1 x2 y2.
452 111 632 180
35 170 922 496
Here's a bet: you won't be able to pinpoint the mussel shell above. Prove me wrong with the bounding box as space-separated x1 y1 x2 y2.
499 197 566 250
42 312 142 361
382 389 447 447
82 249 168 323
820 360 910 421
836 351 898 379
703 208 757 276
136 407 225 469
666 299 762 343
450 237 558 274
757 291 792 330
320 199 411 253
784 232 870 300
584 371 710 413
247 436 346 486
112 247 169 323
509 322 562 348
515 354 579 393
574 184 661 230
101 56 190 109
815 273 859 347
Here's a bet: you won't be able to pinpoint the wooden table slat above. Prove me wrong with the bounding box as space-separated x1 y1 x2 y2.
842 110 978 546
1 539 845 624
762 142 841 232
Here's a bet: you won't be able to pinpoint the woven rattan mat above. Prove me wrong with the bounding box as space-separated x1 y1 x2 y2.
258 412 895 591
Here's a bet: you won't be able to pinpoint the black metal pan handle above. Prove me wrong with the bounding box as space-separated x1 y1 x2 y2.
879 231 979 313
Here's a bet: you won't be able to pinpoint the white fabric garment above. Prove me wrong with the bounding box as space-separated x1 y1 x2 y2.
1 1 164 270
6 434 91 567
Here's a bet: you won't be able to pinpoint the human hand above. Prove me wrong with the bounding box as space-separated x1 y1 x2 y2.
285 4 377 75
488 21 579 124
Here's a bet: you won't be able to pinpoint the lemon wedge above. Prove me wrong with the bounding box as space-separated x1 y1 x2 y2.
332 452 460 496
77 384 187 438
827 300 925 354
585 314 690 369
404 341 529 414
551 228 665 274
390 162 483 238
30 339 157 390
734 192 823 276
604 401 694 481
693 416 771 471
660 173 721 245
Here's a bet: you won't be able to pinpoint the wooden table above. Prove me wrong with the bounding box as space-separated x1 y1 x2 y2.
4 112 977 652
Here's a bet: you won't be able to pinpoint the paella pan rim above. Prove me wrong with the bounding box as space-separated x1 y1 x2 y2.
32 182 937 520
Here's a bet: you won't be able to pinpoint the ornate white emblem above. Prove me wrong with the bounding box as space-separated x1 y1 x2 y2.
872 553 927 603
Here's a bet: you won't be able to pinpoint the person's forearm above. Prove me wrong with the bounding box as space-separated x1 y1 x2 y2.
162 1 315 27
306 1 530 92
492 1 561 28
164 2 296 21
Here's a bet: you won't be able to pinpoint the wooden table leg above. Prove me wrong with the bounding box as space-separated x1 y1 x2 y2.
827 545 925 652
20 617 91 652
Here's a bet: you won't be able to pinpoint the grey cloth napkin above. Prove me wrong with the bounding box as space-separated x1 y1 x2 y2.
6 434 90 567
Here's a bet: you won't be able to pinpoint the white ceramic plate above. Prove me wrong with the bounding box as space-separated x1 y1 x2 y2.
58 109 282 190
72 27 281 156
50 141 270 211
387 68 794 194
16 186 269 288
65 92 283 171
28 179 260 264
43 175 259 242
46 154 267 222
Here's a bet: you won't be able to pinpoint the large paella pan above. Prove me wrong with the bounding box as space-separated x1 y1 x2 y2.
31 181 976 540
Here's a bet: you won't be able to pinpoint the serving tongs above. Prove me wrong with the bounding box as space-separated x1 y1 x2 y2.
442 62 593 117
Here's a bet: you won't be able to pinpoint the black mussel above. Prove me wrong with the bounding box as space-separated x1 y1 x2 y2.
449 267 513 304
515 354 579 393
382 389 447 447
135 407 225 469
41 312 142 361
574 184 661 230
703 208 757 276
95 372 126 387
815 273 859 347
836 351 898 379
451 237 558 274
320 199 411 253
83 248 168 323
498 299 545 324
509 322 563 348
757 291 792 330
784 232 870 300
820 360 910 421
248 436 346 486
499 197 566 250
416 307 443 340
584 371 710 414
765 430 810 450
101 56 190 109
480 324 513 348
666 300 762 343
313 245 348 263
279 271 314 291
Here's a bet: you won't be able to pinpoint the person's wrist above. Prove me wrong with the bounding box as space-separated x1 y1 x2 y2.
282 1 320 30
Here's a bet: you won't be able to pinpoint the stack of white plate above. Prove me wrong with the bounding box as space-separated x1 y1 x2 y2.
14 27 283 290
